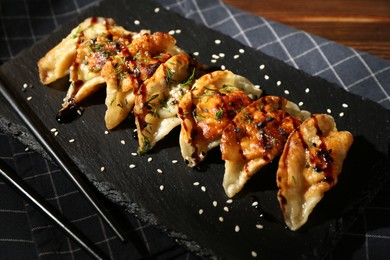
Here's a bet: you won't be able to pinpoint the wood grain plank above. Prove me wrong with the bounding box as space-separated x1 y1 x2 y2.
224 0 390 61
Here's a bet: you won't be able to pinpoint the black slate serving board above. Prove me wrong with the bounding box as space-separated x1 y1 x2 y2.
1 0 389 259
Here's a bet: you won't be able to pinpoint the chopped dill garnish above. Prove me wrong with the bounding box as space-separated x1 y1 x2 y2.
215 107 223 121
180 68 196 88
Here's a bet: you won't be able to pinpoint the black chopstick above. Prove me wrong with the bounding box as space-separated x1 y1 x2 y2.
0 78 126 242
0 158 107 260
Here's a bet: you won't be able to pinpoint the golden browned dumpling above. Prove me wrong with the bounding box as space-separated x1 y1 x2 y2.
38 17 117 84
178 70 262 167
38 17 137 123
133 54 195 154
221 96 310 198
102 32 183 129
276 114 353 231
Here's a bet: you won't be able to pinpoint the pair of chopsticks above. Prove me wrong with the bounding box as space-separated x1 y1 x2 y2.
0 78 126 258
0 159 107 259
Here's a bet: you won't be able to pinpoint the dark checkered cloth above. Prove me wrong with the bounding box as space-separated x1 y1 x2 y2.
1 0 389 259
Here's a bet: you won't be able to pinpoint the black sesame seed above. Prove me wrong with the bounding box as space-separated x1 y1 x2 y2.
278 128 286 135
256 121 264 128
313 165 321 172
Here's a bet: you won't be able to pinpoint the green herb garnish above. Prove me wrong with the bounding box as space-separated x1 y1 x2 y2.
215 107 223 121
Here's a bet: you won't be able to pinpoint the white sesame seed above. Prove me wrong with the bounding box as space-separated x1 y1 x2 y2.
259 64 265 70
23 83 28 88
172 160 178 164
251 251 258 257
157 168 163 174
276 80 282 86
256 224 264 229
129 164 136 169
77 109 82 115
154 7 160 13
121 140 126 145
198 209 204 215
131 152 138 156
159 185 164 191
339 112 345 117
223 206 229 212
100 166 105 172
233 54 240 59
50 128 57 132
134 20 140 25
193 51 199 56
69 138 75 143
168 30 175 35
255 85 261 89
239 48 245 53
148 157 153 162
25 147 29 152
342 103 349 108
264 75 269 80
219 53 225 58
298 101 304 106
27 96 32 101
327 108 332 114
104 130 109 135
215 39 221 44
193 182 200 186
201 186 206 192
251 201 258 207
226 199 233 204
54 131 59 136
219 216 224 222
221 65 226 70
212 54 219 59
305 88 310 93
213 201 218 207
175 29 181 34
211 59 217 63
234 225 240 232
284 90 290 95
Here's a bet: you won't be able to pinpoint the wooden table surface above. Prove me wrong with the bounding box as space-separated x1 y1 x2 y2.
224 0 390 62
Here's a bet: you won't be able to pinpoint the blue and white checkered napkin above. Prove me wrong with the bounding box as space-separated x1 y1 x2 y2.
0 0 389 259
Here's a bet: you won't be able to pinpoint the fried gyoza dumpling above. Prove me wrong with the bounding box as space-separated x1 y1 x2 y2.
134 54 195 154
38 17 137 123
103 32 183 129
221 96 310 198
38 17 116 84
276 114 353 231
178 70 262 167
